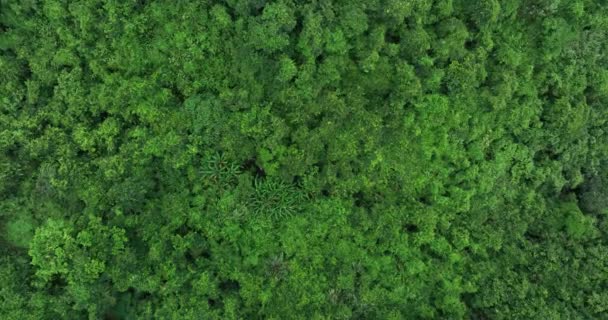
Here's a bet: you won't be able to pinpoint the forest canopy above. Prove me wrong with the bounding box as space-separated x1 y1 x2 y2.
1 0 608 319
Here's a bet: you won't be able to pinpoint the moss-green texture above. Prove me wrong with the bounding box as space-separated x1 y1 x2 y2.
1 0 608 319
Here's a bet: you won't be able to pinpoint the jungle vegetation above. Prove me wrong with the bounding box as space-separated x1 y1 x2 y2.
1 0 608 319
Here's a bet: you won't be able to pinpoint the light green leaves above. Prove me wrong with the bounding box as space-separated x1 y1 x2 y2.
29 219 74 283
250 177 304 219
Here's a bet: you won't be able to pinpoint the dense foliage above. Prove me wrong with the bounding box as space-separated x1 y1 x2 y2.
1 0 608 318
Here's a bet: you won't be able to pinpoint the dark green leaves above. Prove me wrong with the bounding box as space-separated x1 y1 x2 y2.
201 153 241 188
